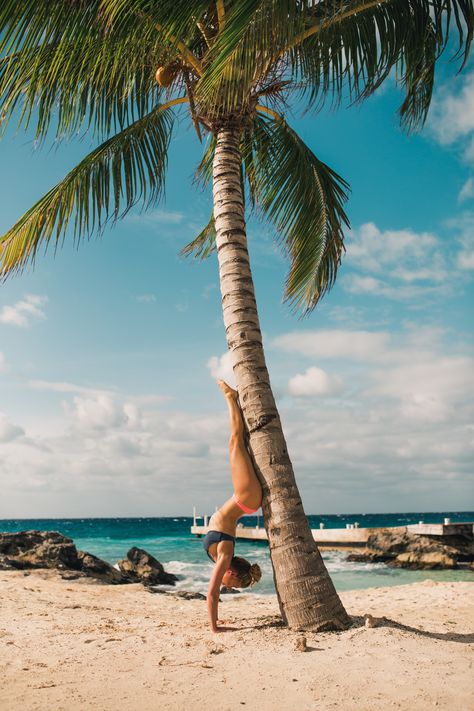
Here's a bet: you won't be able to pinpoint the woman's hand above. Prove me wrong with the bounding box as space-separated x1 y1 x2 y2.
212 624 236 633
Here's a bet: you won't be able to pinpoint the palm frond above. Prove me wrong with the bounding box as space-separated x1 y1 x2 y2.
180 214 216 259
195 0 472 128
98 0 212 73
0 36 164 141
0 0 209 140
0 104 174 278
195 1 307 116
242 113 350 314
284 0 473 130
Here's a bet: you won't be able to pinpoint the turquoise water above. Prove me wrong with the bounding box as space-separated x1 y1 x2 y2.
1 512 473 595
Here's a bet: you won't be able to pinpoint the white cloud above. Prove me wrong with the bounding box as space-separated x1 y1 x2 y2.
447 213 474 271
347 222 439 274
370 356 474 423
175 301 189 313
207 351 235 385
0 393 230 516
341 218 474 299
276 325 473 426
459 177 474 203
344 275 448 301
458 252 474 269
0 413 24 443
288 367 343 397
0 352 7 373
202 283 217 299
63 393 130 432
27 379 171 411
344 275 382 294
1 323 473 516
135 293 157 303
0 294 48 328
273 329 389 362
429 70 474 161
270 324 474 509
28 379 111 397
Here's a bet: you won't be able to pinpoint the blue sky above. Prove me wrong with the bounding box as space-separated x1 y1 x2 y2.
0 54 473 518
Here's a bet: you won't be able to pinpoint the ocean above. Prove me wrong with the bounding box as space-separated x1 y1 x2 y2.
1 511 473 595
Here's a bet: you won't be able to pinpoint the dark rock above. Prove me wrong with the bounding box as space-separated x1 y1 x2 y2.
76 550 128 584
346 551 392 563
388 551 456 569
0 555 22 570
366 529 412 555
346 528 464 570
0 530 81 571
116 547 178 586
220 586 241 594
59 571 86 581
0 531 128 584
174 591 206 600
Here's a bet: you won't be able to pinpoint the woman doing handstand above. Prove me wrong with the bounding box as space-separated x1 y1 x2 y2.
203 380 263 632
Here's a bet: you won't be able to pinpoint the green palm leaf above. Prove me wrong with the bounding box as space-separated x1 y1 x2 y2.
185 111 351 311
195 0 472 130
195 1 307 117
180 214 217 259
0 37 163 141
0 104 174 278
242 113 350 314
0 0 210 141
285 0 447 131
287 0 472 129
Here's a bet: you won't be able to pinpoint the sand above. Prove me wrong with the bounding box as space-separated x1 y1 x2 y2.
1 570 473 711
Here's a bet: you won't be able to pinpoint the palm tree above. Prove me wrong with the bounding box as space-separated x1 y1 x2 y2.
0 1 471 630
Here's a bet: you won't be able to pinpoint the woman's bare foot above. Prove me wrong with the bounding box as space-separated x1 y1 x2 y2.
217 380 238 400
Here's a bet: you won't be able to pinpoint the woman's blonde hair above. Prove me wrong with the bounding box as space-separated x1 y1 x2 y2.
230 556 262 588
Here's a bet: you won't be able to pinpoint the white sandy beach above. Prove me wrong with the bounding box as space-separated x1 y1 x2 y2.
1 570 473 711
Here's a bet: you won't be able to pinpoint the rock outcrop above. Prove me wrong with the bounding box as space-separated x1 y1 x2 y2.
77 550 126 584
117 547 178 586
347 527 474 570
0 530 82 571
0 531 178 586
174 590 206 600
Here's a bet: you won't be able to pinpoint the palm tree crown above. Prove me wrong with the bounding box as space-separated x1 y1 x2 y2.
0 0 472 313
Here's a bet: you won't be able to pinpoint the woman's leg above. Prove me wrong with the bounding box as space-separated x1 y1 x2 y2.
217 380 262 508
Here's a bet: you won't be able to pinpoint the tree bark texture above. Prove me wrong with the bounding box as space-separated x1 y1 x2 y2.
212 126 351 631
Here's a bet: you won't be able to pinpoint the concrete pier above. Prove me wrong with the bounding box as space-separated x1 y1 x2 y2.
191 509 473 551
191 522 390 548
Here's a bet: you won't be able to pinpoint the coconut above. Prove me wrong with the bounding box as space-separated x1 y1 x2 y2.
155 66 176 88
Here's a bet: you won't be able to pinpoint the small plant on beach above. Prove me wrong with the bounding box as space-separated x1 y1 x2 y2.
0 1 471 630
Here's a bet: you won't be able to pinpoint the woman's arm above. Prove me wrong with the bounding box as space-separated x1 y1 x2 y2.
207 552 232 632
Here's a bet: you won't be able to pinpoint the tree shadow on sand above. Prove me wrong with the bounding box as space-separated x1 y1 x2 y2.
237 614 474 644
348 614 474 644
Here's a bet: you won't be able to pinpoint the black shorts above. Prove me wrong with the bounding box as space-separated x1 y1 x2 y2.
203 530 235 561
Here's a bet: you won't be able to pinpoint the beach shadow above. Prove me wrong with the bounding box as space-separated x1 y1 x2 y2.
224 614 474 645
253 616 286 630
349 614 474 644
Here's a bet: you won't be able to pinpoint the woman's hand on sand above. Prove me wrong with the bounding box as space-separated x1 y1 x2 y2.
212 625 237 633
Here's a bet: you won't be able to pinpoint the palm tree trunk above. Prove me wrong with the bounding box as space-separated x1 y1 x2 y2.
212 125 351 631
